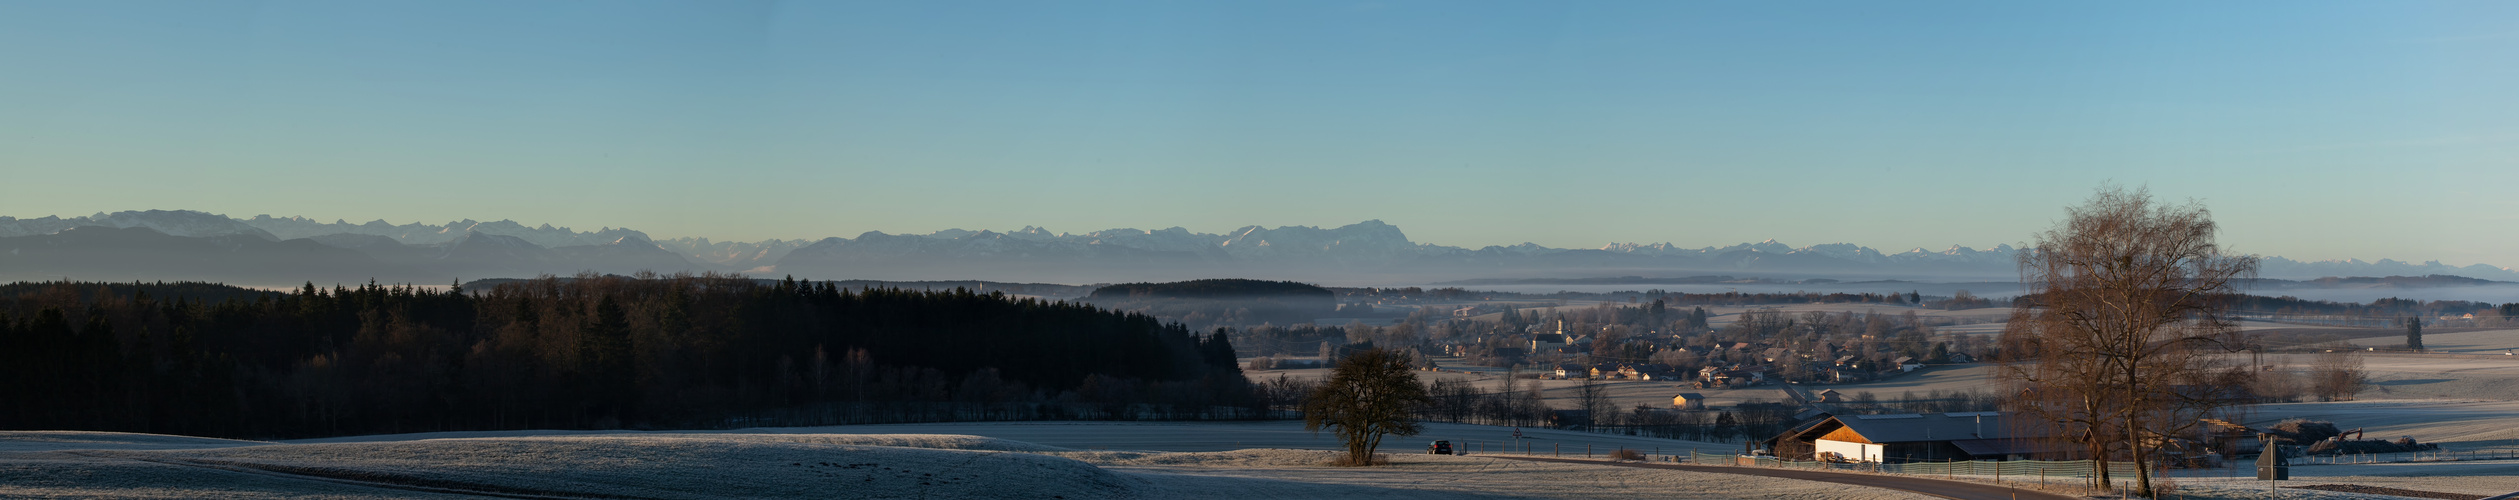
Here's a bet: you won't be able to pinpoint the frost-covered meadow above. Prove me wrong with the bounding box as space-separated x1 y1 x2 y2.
10 417 2519 499
1 423 1918 499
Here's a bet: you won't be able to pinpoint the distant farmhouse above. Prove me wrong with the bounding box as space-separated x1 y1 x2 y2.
1769 412 2054 463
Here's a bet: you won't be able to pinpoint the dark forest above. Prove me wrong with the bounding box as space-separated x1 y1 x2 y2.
0 275 1254 439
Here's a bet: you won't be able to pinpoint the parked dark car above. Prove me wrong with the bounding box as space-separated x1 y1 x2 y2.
1428 440 1453 455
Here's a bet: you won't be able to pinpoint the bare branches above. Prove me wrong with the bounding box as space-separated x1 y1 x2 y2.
2001 186 2259 498
1302 348 1432 466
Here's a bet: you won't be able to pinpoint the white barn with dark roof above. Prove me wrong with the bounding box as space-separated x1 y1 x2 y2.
1772 412 2049 463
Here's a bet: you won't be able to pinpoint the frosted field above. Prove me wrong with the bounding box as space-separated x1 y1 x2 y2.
2162 460 2519 498
1260 364 1807 410
2259 348 2519 401
0 423 1918 499
2351 328 2519 355
1936 460 2519 500
294 420 1741 456
2245 400 2519 449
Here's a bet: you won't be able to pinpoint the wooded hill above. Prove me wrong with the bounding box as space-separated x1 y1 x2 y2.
0 276 1251 439
1083 279 1337 331
1086 279 1334 300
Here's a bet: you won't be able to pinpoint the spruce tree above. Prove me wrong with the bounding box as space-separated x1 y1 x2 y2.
2406 317 2425 351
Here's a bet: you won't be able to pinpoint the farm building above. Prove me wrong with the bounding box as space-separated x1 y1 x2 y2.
1671 393 1707 410
1768 412 2054 463
1531 333 1568 353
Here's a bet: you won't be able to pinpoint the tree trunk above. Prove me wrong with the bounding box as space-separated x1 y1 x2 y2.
2090 435 2111 489
2128 408 2152 497
2127 370 2153 498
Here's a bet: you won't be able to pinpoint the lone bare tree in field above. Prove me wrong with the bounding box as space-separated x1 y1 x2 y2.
1576 374 1612 427
1303 348 1432 466
2000 186 2257 498
2309 349 2367 401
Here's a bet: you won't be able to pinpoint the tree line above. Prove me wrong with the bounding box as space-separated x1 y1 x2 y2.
0 275 1255 439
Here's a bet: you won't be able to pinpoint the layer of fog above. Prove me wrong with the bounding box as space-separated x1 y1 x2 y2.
1419 282 2519 304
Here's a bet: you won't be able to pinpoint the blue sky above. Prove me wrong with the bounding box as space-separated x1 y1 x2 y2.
3 1 2514 264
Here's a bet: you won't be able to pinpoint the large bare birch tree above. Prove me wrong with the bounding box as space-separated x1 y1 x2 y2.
2001 186 2257 498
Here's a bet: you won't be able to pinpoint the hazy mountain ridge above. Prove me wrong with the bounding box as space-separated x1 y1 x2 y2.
5 210 2515 285
2 211 701 285
1 210 280 241
652 236 812 270
0 226 387 283
238 214 653 249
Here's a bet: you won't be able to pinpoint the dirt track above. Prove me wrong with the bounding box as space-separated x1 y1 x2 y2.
1493 455 2079 500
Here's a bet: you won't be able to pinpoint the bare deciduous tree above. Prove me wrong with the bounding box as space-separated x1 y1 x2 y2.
1999 186 2258 498
2309 349 2367 401
1303 348 1432 466
1576 374 1611 427
2248 360 2305 403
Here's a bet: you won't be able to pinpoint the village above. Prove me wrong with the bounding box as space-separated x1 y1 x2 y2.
1246 290 2516 485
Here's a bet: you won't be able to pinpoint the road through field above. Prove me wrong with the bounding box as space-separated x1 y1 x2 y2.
1494 456 2078 500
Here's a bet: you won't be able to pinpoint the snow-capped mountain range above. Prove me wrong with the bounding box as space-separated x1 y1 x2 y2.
4 210 2514 285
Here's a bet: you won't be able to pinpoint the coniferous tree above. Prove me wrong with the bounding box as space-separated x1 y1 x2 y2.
581 295 636 422
0 277 1261 438
2405 317 2424 351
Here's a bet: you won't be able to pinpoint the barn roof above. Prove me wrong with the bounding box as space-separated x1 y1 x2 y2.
1822 412 2037 443
1950 438 2074 457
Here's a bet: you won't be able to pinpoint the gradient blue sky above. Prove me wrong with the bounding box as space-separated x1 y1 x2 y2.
4 1 2514 264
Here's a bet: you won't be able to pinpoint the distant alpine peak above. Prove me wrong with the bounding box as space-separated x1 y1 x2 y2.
454 231 537 248
609 233 656 246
